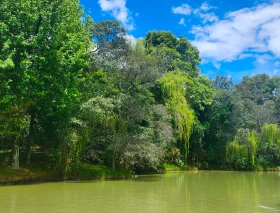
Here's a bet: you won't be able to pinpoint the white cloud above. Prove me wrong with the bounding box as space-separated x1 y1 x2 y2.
172 2 217 24
198 12 219 24
98 0 135 30
213 62 221 70
126 34 137 45
178 18 186 26
273 69 280 75
172 4 192 15
255 54 273 64
237 53 254 60
191 1 280 62
193 2 218 24
200 2 216 11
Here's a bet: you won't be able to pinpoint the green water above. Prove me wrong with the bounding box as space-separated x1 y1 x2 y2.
1 171 280 213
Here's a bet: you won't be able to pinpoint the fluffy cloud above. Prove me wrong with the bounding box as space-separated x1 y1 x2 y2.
273 69 280 75
213 62 221 70
172 2 218 24
196 12 219 24
194 2 218 24
125 34 137 45
199 2 216 12
178 18 186 26
172 4 192 15
191 1 280 62
98 0 135 30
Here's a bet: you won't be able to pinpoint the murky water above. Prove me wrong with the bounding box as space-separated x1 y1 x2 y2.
0 171 280 213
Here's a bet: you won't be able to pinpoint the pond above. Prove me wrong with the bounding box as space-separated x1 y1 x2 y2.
0 171 280 213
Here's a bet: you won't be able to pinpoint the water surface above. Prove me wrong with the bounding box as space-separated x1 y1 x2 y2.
1 171 280 213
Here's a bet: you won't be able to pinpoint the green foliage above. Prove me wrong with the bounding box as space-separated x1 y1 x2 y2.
145 31 201 77
163 163 194 171
159 70 194 162
187 75 214 111
225 128 257 170
236 74 280 104
212 75 233 90
2 1 280 178
188 120 205 164
225 125 279 170
261 124 280 145
0 0 93 170
247 131 258 166
257 124 280 167
120 138 165 172
226 140 248 170
0 152 130 184
56 129 86 176
81 96 119 131
202 90 237 167
92 20 127 54
70 163 131 180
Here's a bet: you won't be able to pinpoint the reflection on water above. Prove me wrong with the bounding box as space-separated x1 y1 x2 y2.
0 171 279 213
257 205 280 212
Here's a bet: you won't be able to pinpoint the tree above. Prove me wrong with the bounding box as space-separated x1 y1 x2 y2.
275 96 280 123
159 70 194 163
145 31 201 77
91 20 129 72
212 75 233 90
187 75 214 111
235 74 275 104
82 30 166 170
92 20 127 54
0 0 92 168
203 90 237 167
257 124 280 167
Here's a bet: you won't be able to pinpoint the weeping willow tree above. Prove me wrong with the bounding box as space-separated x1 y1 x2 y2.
226 140 248 166
259 124 280 166
226 130 258 169
261 124 280 145
247 131 258 166
57 127 85 177
159 69 194 163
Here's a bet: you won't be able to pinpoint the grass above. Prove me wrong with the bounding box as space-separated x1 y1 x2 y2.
254 163 280 171
0 152 131 185
68 163 131 180
0 152 60 185
163 163 197 172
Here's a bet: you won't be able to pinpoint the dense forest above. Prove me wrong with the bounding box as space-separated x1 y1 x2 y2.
1 0 280 178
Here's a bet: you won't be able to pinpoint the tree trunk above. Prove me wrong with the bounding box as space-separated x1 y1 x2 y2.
184 142 187 164
26 110 35 165
111 137 117 171
11 139 20 170
112 153 116 171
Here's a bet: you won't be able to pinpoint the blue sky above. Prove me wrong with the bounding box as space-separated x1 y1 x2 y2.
80 0 280 82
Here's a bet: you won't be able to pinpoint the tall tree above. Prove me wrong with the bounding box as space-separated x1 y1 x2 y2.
159 70 194 163
0 0 92 168
145 31 201 77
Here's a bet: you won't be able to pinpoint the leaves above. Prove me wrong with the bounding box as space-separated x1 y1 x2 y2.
159 70 194 161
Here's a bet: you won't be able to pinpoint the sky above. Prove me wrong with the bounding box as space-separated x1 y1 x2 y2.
80 0 280 82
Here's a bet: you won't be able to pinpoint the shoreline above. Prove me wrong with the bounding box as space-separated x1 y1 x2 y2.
0 162 131 186
1 164 279 186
